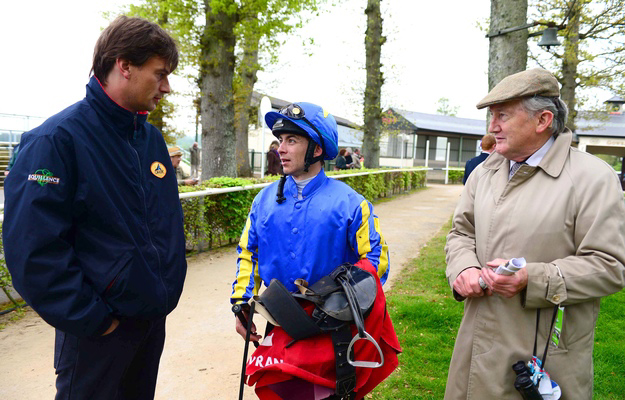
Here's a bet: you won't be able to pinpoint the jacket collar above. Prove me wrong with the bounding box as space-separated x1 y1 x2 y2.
284 169 328 199
85 76 148 136
481 129 572 179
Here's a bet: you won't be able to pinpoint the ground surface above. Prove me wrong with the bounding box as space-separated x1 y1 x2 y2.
0 183 464 400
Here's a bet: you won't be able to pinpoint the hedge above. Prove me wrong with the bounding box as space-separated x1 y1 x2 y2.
447 169 464 184
0 168 427 295
180 168 427 251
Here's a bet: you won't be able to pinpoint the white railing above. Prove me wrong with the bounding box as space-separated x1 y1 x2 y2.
0 168 430 221
179 168 428 199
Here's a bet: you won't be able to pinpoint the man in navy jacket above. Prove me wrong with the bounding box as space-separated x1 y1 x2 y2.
3 16 187 399
463 134 496 184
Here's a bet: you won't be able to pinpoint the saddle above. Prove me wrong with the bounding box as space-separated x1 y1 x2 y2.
253 263 384 398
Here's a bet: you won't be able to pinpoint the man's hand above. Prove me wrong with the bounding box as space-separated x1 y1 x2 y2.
101 318 120 336
453 267 491 298
235 310 262 343
183 178 198 186
480 258 528 298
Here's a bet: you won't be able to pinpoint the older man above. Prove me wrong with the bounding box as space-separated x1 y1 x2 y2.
169 146 198 186
445 68 625 399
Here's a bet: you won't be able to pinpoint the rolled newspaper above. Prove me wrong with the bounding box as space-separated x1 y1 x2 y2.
478 257 526 290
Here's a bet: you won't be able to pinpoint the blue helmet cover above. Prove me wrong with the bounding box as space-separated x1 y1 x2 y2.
265 102 339 160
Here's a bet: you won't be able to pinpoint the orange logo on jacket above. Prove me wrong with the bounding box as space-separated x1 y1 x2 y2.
150 162 167 178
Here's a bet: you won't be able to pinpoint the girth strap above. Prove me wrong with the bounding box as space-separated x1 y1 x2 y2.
332 327 356 399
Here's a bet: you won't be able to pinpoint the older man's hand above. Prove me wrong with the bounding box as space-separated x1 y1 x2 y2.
480 258 528 298
453 267 490 298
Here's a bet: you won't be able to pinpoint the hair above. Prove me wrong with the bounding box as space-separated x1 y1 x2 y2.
269 140 279 151
521 96 569 135
481 134 496 151
339 148 347 156
91 16 179 85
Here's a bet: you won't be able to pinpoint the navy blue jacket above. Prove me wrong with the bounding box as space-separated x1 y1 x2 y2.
2 77 187 337
463 152 490 184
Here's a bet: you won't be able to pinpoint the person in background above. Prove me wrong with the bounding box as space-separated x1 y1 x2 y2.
335 148 348 170
352 147 363 169
169 146 198 186
2 16 187 400
3 143 19 176
445 68 625 399
462 134 496 184
266 140 283 176
189 141 200 178
345 147 354 166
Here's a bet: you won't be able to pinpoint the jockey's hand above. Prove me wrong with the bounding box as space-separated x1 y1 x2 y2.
235 309 262 342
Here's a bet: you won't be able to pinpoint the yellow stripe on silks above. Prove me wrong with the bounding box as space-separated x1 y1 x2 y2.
374 217 389 279
356 200 372 258
232 217 257 301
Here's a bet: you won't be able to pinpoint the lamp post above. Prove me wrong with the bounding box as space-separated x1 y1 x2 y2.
486 22 564 50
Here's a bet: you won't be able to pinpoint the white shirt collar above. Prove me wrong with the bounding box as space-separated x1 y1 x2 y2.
509 135 555 171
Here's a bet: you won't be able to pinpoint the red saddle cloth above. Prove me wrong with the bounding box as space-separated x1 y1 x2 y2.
245 261 401 400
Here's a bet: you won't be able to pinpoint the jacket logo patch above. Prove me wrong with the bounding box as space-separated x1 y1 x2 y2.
28 169 60 186
150 162 167 178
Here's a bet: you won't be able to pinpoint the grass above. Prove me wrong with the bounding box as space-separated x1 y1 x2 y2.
371 220 625 399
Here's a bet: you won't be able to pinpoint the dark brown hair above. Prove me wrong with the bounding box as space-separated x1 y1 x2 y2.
91 16 179 84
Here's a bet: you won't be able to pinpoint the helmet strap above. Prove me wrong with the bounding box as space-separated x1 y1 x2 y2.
303 139 324 172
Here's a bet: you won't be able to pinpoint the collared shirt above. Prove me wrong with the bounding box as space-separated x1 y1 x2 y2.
509 135 555 179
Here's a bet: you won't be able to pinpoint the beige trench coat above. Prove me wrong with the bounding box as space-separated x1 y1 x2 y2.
444 130 625 399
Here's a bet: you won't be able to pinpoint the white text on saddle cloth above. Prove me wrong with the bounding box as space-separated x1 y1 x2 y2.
247 334 284 369
247 355 284 368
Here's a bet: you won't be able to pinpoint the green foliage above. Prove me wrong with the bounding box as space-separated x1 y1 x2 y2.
0 224 10 290
436 97 459 117
446 169 464 184
594 290 625 397
180 169 426 249
0 224 20 309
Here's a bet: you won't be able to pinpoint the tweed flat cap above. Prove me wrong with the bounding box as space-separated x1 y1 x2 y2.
476 68 560 109
168 146 183 156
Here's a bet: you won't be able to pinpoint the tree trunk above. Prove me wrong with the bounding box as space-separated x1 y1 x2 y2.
488 0 528 90
362 0 384 169
200 1 237 179
560 4 580 131
234 33 260 177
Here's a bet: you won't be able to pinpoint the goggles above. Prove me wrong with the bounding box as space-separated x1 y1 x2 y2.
279 104 326 154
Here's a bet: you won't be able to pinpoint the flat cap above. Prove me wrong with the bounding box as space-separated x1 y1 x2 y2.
168 146 183 156
476 68 560 109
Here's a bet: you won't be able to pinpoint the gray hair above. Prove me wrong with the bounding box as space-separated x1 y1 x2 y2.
520 96 569 135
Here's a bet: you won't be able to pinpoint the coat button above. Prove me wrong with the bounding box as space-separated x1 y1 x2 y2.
295 203 302 209
290 252 296 259
552 294 560 303
292 228 298 234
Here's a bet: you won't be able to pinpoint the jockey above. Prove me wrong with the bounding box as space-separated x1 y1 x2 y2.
231 102 400 400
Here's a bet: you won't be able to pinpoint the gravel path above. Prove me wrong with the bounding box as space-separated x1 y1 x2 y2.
0 183 464 400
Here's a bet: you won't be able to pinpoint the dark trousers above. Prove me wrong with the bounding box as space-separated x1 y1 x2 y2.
54 317 166 400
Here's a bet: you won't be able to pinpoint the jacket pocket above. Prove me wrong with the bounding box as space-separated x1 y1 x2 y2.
102 253 134 311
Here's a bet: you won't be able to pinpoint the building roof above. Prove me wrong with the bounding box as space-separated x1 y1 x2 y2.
384 108 487 137
605 95 625 104
576 112 625 138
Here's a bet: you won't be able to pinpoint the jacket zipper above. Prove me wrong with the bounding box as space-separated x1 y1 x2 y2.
128 114 169 312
